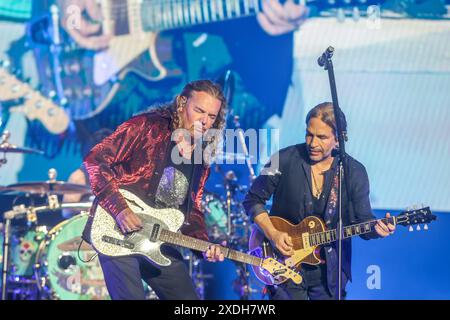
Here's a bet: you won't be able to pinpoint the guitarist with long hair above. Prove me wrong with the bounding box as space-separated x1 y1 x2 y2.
243 102 396 300
81 80 227 300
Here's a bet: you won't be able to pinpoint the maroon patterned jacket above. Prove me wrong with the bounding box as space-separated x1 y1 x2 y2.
81 109 211 243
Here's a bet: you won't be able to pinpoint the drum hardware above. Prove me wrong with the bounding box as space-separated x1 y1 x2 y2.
3 168 92 196
182 249 206 300
0 131 44 167
1 200 93 300
1 212 12 300
206 165 262 299
2 204 46 300
3 181 92 196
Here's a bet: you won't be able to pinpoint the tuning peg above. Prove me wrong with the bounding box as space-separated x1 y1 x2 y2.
409 226 413 232
424 224 429 230
416 225 421 231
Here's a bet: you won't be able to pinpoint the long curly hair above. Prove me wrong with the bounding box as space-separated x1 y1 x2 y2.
149 80 228 164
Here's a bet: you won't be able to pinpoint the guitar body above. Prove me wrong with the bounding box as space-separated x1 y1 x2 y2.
91 189 304 285
249 216 325 285
90 189 185 267
29 16 183 121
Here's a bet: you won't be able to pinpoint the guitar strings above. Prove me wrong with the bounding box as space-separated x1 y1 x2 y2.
99 0 263 15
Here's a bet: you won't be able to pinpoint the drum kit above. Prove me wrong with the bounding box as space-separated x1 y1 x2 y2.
1 130 260 300
1 130 130 300
1 132 108 299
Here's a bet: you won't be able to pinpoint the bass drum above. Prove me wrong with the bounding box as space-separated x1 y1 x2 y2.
34 213 109 300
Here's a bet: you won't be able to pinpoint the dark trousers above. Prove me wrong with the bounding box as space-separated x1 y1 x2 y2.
267 271 347 300
98 245 199 300
268 281 334 300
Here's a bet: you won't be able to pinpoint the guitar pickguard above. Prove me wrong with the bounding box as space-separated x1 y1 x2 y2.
285 247 316 269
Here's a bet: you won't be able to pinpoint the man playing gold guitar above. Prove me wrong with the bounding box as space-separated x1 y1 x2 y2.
243 102 396 300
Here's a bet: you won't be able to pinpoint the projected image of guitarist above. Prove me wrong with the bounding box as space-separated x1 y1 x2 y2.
53 0 309 133
243 102 397 300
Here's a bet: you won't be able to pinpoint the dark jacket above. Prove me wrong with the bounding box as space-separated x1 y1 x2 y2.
243 143 379 295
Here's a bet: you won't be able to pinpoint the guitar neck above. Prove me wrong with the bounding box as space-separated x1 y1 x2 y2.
105 0 301 33
310 217 396 246
103 0 386 36
143 0 265 31
159 228 262 266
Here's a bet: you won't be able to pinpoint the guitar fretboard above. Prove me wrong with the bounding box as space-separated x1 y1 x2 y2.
159 228 262 266
309 217 396 246
143 0 266 31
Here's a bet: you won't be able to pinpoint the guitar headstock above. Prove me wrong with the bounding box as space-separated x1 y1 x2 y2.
0 60 29 101
261 257 303 285
0 60 69 134
396 206 436 231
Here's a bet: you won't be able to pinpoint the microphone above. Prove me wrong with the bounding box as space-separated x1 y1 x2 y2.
318 46 334 67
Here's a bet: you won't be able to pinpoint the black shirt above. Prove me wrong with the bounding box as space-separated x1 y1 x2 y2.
153 140 196 214
304 172 331 287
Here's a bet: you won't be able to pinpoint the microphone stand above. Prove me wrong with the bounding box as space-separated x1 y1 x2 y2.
318 47 352 300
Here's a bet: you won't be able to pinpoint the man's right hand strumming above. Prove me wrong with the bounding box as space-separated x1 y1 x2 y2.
268 229 294 257
115 208 143 235
254 212 294 257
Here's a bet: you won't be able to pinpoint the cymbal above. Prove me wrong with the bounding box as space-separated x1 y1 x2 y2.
0 144 44 155
4 181 92 195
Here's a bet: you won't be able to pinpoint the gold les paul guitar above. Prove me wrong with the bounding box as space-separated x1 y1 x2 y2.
248 207 436 285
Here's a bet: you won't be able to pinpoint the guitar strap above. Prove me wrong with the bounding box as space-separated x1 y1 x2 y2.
323 169 340 228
